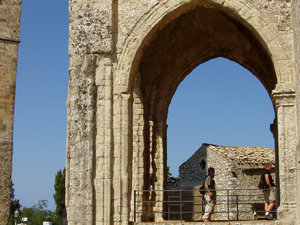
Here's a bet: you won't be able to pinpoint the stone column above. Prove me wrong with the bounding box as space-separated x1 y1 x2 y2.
141 119 155 222
145 120 166 222
130 74 145 222
120 92 131 225
272 89 297 223
292 0 300 224
153 121 165 222
110 89 131 225
270 119 280 205
139 118 164 222
66 54 97 225
94 56 113 225
68 0 115 224
0 1 21 224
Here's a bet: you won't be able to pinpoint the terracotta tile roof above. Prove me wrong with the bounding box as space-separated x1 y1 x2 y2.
203 143 275 169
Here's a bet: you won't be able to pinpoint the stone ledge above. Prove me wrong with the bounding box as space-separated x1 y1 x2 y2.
134 220 276 225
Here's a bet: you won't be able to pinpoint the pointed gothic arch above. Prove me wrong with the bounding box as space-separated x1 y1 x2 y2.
65 1 298 224
125 1 296 222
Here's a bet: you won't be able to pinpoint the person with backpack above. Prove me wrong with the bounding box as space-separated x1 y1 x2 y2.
258 163 276 220
201 167 216 222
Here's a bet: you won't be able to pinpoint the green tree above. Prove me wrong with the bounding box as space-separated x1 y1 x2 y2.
8 200 57 225
21 200 56 224
7 183 21 225
53 168 66 224
10 183 21 213
167 166 179 187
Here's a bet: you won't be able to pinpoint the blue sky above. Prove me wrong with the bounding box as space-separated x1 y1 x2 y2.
12 1 274 210
167 59 275 177
13 0 69 210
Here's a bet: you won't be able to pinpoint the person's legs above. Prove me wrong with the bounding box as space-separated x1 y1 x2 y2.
265 202 270 212
268 202 276 212
207 205 215 220
202 194 213 220
264 190 276 219
267 189 276 218
207 196 216 220
263 190 270 212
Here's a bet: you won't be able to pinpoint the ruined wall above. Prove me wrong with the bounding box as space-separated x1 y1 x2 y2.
178 146 276 221
179 144 276 189
179 145 207 187
293 0 300 223
0 0 298 224
0 0 21 224
67 0 298 224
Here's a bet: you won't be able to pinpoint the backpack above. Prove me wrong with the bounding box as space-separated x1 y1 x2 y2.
258 170 271 189
199 175 208 195
258 180 268 189
199 185 206 195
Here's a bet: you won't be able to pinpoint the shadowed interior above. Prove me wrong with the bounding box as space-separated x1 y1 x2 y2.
137 5 276 123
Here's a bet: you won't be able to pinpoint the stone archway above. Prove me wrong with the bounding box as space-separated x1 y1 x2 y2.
127 2 296 223
1 0 300 225
65 0 298 225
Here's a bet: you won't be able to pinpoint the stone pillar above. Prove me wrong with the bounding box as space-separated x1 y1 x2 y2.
120 92 131 225
110 89 131 225
139 118 166 222
142 119 155 222
153 121 165 222
0 1 21 224
130 73 145 222
144 120 166 222
94 56 113 225
66 54 97 225
270 118 280 205
292 0 300 224
67 0 115 224
272 89 297 223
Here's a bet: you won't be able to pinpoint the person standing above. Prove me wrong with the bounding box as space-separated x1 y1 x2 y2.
259 163 276 220
202 167 216 222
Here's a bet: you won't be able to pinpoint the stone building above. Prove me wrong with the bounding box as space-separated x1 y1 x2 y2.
179 143 275 188
1 0 300 224
177 143 275 220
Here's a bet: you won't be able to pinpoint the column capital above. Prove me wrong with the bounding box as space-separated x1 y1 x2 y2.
271 89 296 107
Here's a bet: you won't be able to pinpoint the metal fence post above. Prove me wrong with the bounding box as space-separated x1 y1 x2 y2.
180 189 182 222
168 195 170 220
201 195 204 218
132 188 274 222
236 195 239 221
134 190 136 222
227 189 230 221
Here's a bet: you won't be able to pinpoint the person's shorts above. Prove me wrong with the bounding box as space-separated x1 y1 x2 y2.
263 189 276 202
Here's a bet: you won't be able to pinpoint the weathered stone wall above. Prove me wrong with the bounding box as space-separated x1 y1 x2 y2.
66 0 298 224
179 144 276 189
0 0 21 224
272 89 297 224
179 145 276 220
179 146 207 187
0 0 298 224
293 0 300 223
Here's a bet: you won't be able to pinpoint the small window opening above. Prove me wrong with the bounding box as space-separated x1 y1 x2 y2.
232 171 238 178
200 159 206 170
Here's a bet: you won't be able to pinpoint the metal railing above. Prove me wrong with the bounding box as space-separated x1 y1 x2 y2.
133 188 277 222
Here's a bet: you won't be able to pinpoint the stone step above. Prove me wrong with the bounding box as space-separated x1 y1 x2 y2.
134 220 276 225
